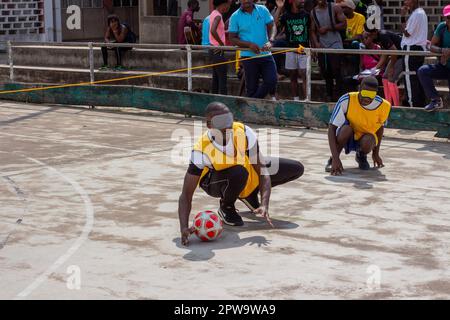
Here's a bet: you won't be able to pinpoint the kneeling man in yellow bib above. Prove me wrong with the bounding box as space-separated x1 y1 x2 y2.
178 102 304 245
326 76 392 175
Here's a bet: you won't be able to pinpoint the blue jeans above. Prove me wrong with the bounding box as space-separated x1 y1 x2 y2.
242 55 277 99
417 63 450 101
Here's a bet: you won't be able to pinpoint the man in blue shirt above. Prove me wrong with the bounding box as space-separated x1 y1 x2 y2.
417 5 450 111
228 0 278 99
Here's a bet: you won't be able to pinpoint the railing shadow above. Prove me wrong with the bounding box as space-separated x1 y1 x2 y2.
0 106 58 127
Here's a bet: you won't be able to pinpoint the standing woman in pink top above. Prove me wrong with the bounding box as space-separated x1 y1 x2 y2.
209 0 232 95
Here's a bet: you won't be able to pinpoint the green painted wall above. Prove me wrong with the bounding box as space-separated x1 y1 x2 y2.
1 83 449 138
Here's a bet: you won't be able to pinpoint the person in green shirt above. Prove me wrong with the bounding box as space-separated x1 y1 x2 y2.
417 5 450 112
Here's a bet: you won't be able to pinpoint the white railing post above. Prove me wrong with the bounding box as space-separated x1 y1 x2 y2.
305 48 312 102
7 41 13 82
187 45 192 92
88 42 94 83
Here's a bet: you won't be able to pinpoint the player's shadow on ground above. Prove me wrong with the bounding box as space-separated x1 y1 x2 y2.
416 144 450 160
324 167 388 189
173 214 299 261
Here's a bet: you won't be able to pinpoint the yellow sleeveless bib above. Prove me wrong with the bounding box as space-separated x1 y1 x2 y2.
193 122 259 199
346 92 391 145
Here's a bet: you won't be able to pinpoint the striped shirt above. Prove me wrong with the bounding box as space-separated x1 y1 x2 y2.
330 93 387 128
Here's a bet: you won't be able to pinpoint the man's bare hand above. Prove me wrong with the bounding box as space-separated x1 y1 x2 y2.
372 153 384 168
249 43 262 54
387 67 394 81
181 226 195 246
254 206 274 228
262 42 272 52
276 0 285 8
318 27 329 35
213 48 224 55
331 158 344 176
441 48 450 65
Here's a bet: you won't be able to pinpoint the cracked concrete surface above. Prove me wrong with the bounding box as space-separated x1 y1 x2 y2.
1 101 450 299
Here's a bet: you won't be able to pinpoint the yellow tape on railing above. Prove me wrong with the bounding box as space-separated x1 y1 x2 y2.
0 48 295 95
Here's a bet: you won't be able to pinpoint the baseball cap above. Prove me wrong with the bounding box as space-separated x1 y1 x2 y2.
338 0 356 10
444 5 450 17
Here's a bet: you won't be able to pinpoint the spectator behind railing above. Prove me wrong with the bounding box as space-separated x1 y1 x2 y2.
229 0 278 99
178 0 201 45
343 30 386 92
400 0 428 108
311 0 347 102
365 24 403 106
201 15 211 46
418 5 450 112
267 0 288 100
100 15 136 71
360 31 386 75
338 0 365 45
275 0 312 100
209 0 232 95
271 0 290 81
338 0 365 85
270 0 315 81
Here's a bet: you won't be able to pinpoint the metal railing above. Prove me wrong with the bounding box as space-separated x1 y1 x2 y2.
5 41 442 102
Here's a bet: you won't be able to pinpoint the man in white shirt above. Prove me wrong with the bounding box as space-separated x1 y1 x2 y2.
400 0 428 108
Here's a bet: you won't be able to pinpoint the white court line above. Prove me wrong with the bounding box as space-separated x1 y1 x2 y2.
0 132 152 155
15 157 94 299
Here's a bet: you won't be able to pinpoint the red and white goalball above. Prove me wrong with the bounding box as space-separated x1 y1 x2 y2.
193 210 223 241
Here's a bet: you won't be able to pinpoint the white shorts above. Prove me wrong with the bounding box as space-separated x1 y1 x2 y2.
285 51 307 70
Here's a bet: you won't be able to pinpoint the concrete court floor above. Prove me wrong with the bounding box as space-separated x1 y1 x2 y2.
1 100 450 300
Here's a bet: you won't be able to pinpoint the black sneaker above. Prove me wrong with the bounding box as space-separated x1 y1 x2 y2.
218 201 244 226
240 189 260 212
325 157 332 173
355 151 370 170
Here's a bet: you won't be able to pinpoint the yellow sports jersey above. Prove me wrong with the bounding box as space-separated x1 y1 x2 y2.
346 12 366 39
330 92 391 145
192 122 259 198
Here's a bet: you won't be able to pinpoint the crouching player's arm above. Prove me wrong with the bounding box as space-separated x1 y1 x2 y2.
252 148 274 227
327 124 344 176
178 172 200 246
372 102 390 168
372 126 384 168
